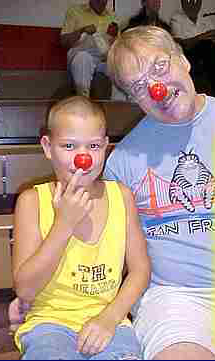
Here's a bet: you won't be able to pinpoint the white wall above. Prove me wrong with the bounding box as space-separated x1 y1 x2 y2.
0 0 214 27
0 0 139 27
0 0 121 27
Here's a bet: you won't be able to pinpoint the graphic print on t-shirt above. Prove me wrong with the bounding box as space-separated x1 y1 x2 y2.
169 149 215 212
134 149 215 220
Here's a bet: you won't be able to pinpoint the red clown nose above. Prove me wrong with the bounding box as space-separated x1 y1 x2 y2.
74 153 92 171
148 82 168 101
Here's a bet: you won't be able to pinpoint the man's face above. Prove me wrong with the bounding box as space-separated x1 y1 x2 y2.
89 0 108 15
121 43 199 124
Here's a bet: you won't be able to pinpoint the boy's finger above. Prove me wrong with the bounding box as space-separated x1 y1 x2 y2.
77 327 91 352
67 168 83 193
53 182 62 203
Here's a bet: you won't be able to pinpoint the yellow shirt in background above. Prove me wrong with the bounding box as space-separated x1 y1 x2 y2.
61 3 116 35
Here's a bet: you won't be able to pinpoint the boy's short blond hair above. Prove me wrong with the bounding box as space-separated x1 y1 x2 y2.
45 96 107 136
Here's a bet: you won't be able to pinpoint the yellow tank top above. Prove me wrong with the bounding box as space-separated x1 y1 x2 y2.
15 181 130 351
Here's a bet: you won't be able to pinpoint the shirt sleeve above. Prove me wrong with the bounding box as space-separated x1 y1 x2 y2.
103 146 128 184
61 6 77 35
170 12 184 38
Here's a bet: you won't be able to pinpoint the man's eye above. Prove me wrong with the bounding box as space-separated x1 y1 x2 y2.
133 80 147 95
153 59 170 76
90 143 100 149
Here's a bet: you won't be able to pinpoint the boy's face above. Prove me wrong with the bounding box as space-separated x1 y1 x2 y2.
41 111 108 188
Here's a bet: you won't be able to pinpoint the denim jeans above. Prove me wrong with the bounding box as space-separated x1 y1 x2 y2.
20 322 141 360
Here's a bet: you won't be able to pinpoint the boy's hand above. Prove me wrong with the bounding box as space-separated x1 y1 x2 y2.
77 315 116 355
83 24 97 35
53 169 93 232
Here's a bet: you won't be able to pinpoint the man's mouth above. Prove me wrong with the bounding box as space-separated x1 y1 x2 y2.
160 88 180 109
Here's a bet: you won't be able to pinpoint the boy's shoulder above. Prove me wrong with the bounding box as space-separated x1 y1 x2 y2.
15 187 38 213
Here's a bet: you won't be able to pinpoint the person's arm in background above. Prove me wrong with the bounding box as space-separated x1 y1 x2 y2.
60 25 97 50
174 30 215 50
60 6 97 50
170 11 215 50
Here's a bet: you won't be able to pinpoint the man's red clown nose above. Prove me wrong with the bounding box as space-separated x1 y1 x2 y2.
74 153 92 171
148 82 168 101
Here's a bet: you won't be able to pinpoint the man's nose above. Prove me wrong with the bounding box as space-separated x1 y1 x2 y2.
148 81 168 101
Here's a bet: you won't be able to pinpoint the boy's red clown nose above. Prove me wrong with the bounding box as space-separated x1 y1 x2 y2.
148 82 168 101
74 153 92 171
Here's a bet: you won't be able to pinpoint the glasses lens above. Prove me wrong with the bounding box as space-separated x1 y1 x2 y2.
129 56 171 99
151 57 171 78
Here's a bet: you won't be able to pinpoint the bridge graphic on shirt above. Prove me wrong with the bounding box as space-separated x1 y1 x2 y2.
134 168 212 217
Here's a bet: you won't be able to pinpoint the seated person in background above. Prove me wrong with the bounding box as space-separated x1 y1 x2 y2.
12 96 150 359
170 0 215 95
123 0 171 33
60 0 119 98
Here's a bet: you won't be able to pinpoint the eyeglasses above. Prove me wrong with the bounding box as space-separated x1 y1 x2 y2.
127 55 172 100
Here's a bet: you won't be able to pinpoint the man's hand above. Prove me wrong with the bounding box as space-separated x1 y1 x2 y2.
77 315 116 355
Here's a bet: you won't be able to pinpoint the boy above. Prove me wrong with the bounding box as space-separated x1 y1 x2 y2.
12 96 150 359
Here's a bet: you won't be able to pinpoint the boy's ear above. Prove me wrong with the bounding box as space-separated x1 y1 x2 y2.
40 135 52 159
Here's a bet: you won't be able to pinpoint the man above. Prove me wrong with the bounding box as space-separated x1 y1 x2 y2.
122 0 170 32
104 25 215 359
60 0 118 98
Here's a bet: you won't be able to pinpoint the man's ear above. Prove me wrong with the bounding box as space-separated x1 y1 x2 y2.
40 135 52 159
180 54 191 72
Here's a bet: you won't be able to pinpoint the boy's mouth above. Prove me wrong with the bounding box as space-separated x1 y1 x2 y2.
70 169 91 175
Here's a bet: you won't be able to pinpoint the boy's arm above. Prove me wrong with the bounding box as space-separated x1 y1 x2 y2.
13 171 92 303
78 182 151 355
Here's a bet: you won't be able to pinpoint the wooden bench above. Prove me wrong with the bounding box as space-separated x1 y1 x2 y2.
0 99 144 211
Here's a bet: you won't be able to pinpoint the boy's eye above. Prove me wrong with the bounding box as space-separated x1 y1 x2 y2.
64 144 75 150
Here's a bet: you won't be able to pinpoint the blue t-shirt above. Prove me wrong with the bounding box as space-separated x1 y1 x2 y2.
104 95 215 288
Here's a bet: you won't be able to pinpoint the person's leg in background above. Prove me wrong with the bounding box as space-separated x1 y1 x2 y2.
68 51 128 100
96 62 128 101
68 50 100 97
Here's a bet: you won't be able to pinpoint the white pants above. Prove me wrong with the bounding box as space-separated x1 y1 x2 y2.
133 286 215 360
67 49 127 100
